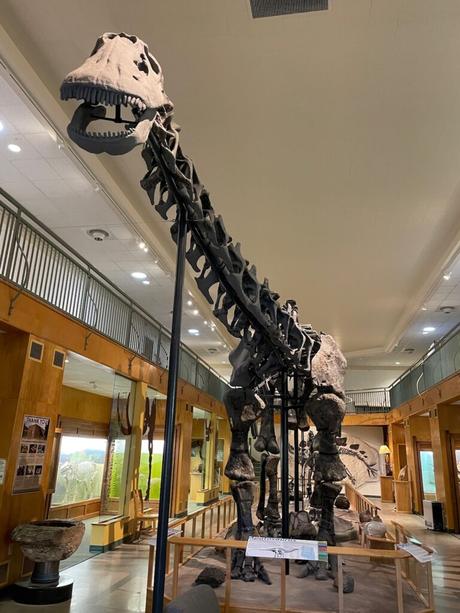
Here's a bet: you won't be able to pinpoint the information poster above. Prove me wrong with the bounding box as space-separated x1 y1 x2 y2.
13 415 50 494
0 458 6 485
247 537 328 561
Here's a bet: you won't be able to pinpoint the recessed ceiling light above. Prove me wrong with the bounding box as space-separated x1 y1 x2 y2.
154 259 159 265
142 280 150 285
143 246 148 253
188 290 193 297
422 326 436 334
188 329 200 336
187 300 193 306
421 306 427 311
395 361 401 365
131 271 147 280
204 320 208 325
138 241 146 249
65 359 69 364
8 143 21 153
0 121 4 131
443 272 451 281
192 309 199 316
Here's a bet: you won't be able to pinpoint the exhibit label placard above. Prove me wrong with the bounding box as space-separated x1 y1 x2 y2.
246 537 328 561
13 415 50 494
397 543 434 563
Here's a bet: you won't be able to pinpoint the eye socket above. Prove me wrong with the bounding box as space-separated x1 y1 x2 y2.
134 54 149 75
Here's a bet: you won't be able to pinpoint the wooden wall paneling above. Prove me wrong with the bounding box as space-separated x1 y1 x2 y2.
388 423 405 477
429 405 460 531
59 386 112 425
0 335 65 584
0 280 226 420
403 420 418 513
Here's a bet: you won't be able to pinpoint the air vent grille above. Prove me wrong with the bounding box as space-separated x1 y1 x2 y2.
250 0 328 18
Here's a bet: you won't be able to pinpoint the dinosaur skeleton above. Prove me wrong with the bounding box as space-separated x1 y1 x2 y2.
61 32 349 586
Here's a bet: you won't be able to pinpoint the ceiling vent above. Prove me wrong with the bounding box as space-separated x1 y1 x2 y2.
207 347 218 354
402 347 415 354
250 0 328 18
439 306 455 314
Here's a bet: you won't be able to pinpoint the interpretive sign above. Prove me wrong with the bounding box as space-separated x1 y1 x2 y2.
397 543 434 564
13 415 50 494
246 537 328 561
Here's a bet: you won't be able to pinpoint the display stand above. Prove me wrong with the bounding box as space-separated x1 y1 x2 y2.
394 480 412 513
380 476 394 503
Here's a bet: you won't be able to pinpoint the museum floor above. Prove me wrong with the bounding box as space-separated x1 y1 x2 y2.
0 503 458 612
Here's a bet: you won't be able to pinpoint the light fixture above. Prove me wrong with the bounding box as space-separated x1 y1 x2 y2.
379 444 392 476
138 241 146 249
154 259 159 265
188 329 200 336
395 361 401 365
192 309 199 316
65 359 69 364
204 320 208 325
443 272 451 281
421 306 427 311
143 246 148 253
8 143 21 153
187 300 193 306
422 326 436 334
0 120 4 131
188 290 193 297
142 280 150 285
131 271 147 280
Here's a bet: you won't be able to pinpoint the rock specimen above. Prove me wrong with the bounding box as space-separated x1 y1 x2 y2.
335 493 350 510
195 566 226 588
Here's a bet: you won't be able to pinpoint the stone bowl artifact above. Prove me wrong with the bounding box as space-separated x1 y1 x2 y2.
11 519 85 585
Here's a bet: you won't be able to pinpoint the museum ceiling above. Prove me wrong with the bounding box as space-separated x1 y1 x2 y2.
2 1 460 377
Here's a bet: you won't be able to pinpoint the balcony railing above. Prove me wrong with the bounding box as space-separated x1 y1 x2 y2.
388 324 460 407
345 323 460 411
345 388 391 413
0 187 229 402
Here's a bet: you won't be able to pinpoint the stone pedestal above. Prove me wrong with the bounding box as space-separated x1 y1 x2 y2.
11 519 85 604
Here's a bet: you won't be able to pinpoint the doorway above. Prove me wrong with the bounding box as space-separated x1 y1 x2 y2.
416 443 437 504
450 434 460 533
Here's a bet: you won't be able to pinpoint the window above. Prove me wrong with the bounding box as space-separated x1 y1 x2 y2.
419 450 436 497
52 436 107 506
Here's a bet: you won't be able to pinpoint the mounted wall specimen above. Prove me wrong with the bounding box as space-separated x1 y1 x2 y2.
61 33 350 590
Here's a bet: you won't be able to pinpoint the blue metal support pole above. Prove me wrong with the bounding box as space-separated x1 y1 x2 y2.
152 205 187 612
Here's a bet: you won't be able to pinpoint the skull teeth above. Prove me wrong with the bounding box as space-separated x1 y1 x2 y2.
60 83 147 112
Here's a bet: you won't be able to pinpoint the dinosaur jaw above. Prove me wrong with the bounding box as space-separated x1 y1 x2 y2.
61 82 160 155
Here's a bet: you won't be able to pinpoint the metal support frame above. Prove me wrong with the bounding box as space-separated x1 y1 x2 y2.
151 206 187 613
293 373 300 513
280 371 290 574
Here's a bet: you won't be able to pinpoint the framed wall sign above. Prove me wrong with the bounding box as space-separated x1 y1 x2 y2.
13 415 50 494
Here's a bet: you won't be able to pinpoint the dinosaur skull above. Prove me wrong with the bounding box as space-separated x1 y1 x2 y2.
61 33 172 155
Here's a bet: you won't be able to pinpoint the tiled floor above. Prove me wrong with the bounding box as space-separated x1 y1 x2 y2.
379 501 460 612
0 543 150 613
1 503 458 612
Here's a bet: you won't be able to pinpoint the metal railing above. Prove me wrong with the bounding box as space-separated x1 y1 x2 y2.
388 323 460 407
346 388 391 413
346 323 460 410
0 187 229 402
